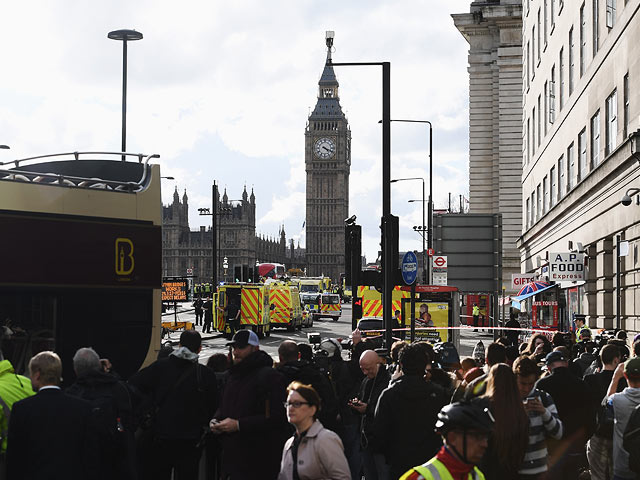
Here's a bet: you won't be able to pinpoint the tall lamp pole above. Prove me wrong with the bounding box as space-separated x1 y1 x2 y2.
384 119 433 282
327 31 393 349
108 29 143 160
391 177 426 284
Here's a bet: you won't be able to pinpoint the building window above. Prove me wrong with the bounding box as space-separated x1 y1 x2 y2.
591 110 601 168
593 0 599 55
580 3 586 77
558 155 565 200
532 27 536 76
543 176 549 214
606 89 618 156
559 48 565 109
567 142 575 191
527 41 531 89
526 198 531 228
544 0 549 46
544 82 549 135
569 27 575 96
538 95 542 146
550 66 556 123
537 9 542 62
624 73 629 139
578 128 587 181
537 184 542 220
606 0 616 28
531 191 536 223
532 108 537 155
527 118 531 165
551 165 557 206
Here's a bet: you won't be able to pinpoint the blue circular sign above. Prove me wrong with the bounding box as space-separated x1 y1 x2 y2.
401 251 418 285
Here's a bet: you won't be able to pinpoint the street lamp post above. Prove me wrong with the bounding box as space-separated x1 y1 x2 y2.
108 29 143 161
391 177 426 284
327 32 393 349
385 119 433 282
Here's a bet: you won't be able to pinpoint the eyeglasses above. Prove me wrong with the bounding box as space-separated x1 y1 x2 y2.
284 401 309 409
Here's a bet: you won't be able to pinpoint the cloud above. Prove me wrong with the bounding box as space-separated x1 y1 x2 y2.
1 0 472 261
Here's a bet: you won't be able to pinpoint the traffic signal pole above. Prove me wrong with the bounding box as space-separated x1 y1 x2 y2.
382 62 393 351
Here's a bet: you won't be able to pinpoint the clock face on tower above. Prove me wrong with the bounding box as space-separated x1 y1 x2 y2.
314 137 336 159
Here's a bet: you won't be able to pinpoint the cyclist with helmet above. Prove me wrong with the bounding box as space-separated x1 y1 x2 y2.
400 400 494 480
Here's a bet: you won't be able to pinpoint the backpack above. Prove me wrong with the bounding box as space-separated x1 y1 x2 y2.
623 402 640 473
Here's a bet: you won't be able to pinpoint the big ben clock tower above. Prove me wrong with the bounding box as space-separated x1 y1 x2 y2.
305 31 351 281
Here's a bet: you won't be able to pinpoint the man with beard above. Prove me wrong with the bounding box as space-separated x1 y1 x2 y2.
210 330 289 479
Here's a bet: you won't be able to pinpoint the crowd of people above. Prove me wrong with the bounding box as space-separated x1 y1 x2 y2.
2 319 640 480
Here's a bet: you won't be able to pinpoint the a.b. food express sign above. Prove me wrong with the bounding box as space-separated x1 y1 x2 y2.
548 252 585 281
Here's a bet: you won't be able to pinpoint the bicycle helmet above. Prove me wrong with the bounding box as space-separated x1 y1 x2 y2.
435 400 494 435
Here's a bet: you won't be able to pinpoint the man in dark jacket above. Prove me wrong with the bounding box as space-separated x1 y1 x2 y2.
276 340 338 431
129 330 218 480
374 343 448 479
211 329 288 479
6 351 98 480
66 347 136 480
351 350 391 480
536 350 596 480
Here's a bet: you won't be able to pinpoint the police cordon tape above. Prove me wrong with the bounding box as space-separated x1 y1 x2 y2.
358 325 582 336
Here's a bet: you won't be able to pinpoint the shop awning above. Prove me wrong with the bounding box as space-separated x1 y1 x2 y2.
512 284 556 302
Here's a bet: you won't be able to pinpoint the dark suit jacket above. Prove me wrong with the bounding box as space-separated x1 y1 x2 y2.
6 387 97 480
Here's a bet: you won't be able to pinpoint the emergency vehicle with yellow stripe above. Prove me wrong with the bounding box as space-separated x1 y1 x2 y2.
358 285 409 324
215 283 272 338
266 280 303 331
318 293 341 321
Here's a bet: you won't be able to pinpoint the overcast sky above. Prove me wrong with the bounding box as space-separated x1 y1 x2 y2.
0 0 472 261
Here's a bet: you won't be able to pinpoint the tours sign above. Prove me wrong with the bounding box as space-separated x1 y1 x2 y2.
548 252 585 281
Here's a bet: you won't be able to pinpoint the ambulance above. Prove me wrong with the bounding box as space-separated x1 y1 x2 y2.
357 285 410 325
299 277 324 294
215 283 272 338
267 281 303 331
317 293 341 321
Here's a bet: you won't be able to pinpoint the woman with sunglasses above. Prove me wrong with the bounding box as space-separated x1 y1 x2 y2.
278 382 350 480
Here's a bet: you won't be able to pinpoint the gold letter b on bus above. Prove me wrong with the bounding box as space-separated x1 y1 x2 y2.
115 238 135 276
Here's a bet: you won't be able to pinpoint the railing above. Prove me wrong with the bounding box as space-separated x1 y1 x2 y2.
0 151 160 192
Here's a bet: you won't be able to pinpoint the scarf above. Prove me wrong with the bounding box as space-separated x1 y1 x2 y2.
170 346 199 363
435 445 475 480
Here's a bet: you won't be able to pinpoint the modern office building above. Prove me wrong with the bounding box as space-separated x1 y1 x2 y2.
518 0 640 329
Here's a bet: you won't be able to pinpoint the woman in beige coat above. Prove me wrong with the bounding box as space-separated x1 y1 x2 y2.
278 382 351 480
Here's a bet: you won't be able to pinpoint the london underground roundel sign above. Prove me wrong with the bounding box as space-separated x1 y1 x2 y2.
401 251 418 285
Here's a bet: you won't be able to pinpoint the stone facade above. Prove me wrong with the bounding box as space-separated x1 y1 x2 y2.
304 37 351 283
162 187 305 284
453 0 524 295
517 0 640 330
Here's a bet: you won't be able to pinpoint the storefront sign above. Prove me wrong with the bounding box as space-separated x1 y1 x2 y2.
548 252 585 281
511 273 537 290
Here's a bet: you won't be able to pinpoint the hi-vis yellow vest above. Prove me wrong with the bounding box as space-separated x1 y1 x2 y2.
473 306 480 316
400 458 486 480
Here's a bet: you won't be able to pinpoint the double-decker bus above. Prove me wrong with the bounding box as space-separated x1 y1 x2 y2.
257 262 286 280
0 151 163 382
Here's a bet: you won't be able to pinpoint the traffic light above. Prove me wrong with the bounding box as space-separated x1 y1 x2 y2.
345 224 361 286
352 297 363 324
382 214 399 272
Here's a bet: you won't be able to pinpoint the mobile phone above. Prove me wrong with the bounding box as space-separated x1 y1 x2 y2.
523 398 530 404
